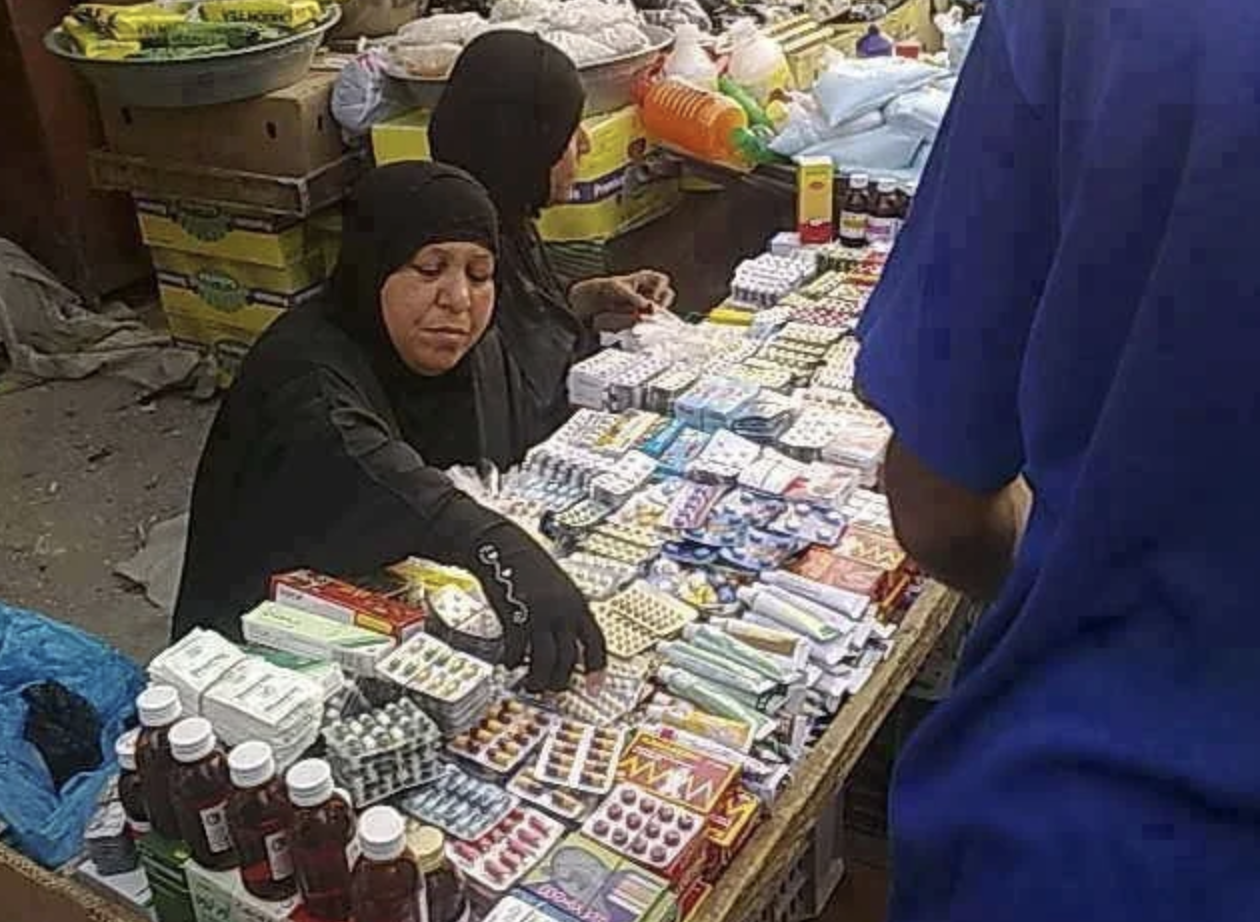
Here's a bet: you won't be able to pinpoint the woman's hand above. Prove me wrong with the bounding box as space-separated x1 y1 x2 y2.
570 269 676 333
468 522 608 692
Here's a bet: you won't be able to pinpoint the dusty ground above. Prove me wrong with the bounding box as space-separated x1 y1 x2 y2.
0 374 216 663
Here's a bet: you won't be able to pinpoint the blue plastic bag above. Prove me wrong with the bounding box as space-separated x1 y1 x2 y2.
0 603 145 867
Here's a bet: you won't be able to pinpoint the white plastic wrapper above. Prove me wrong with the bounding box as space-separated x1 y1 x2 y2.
541 29 616 66
545 0 636 33
771 97 885 157
800 124 925 175
389 41 462 77
813 57 940 127
884 83 952 138
490 0 555 21
588 21 651 55
396 12 486 46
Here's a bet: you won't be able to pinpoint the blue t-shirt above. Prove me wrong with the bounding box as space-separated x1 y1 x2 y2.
856 2 1260 920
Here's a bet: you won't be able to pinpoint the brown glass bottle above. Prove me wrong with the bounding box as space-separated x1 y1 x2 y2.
115 729 151 837
351 807 423 922
838 172 872 248
168 717 239 871
227 741 296 902
412 826 468 922
134 685 184 841
287 758 356 922
866 179 900 249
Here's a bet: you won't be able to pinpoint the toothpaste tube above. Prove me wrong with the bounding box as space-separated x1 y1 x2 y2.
762 570 869 619
682 624 803 684
738 586 842 644
710 618 811 669
644 699 756 752
764 584 859 630
657 666 777 741
743 610 850 669
658 641 779 699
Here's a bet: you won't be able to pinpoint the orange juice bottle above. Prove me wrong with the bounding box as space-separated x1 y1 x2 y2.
639 77 750 164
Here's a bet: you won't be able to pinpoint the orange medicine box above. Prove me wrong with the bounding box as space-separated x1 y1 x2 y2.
270 569 427 642
617 732 740 818
703 788 761 881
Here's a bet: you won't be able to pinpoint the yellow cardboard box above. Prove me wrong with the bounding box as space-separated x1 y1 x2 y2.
371 105 681 242
151 246 330 296
134 196 332 269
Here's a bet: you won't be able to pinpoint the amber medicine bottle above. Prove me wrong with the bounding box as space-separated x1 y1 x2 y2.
135 685 183 841
350 807 424 922
169 717 239 871
115 728 151 837
413 826 468 922
287 758 356 922
226 740 296 901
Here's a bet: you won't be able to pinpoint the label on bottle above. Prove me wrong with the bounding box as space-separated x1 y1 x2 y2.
265 829 294 881
200 803 233 854
345 835 362 871
126 817 152 836
867 215 896 248
839 209 868 244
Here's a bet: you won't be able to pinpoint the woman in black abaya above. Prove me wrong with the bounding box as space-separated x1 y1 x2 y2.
173 162 605 691
430 32 676 452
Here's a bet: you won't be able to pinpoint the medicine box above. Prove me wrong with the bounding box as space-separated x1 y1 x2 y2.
520 834 678 922
271 569 427 642
371 106 680 243
241 601 397 677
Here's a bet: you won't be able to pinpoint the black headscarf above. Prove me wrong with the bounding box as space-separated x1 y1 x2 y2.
429 33 592 448
327 161 499 377
430 32 585 223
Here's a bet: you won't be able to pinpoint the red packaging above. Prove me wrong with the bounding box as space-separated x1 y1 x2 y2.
617 733 739 819
678 881 712 922
582 783 707 892
838 526 909 579
271 569 427 642
791 547 887 600
703 789 761 880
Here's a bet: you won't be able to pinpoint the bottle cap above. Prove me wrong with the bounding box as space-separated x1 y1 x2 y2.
169 717 216 764
876 179 896 192
358 806 407 863
137 685 182 728
286 758 335 808
850 173 870 189
229 741 276 789
410 825 446 873
114 728 140 772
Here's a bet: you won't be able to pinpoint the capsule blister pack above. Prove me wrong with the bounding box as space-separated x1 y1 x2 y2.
446 806 565 892
448 699 556 775
374 632 495 735
508 761 599 822
533 720 628 794
399 763 518 840
323 697 442 807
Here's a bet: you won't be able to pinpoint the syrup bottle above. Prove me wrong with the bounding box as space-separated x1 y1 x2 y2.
287 758 356 922
115 729 151 838
839 173 873 248
412 826 469 922
135 685 183 841
350 807 423 922
866 178 901 249
227 741 296 901
168 717 239 871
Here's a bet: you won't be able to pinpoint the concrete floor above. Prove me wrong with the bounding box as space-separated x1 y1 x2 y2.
0 374 216 663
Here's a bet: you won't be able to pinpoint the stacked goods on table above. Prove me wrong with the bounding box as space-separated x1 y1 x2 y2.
74 236 916 922
61 1 329 60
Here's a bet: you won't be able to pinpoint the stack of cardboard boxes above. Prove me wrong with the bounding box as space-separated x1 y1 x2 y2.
94 71 354 386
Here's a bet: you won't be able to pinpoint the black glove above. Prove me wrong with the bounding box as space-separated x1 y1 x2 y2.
464 519 607 692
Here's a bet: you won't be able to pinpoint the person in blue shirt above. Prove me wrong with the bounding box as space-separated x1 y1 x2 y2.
856 1 1260 920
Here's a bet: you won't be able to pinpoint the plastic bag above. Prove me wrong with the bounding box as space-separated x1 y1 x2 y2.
489 0 555 21
771 96 884 157
0 603 144 867
883 83 952 139
388 41 463 77
396 12 486 45
333 46 415 136
588 21 652 54
812 57 939 127
800 123 925 174
935 7 981 71
540 29 616 66
544 0 635 33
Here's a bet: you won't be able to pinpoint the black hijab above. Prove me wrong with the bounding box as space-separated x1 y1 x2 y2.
429 33 592 448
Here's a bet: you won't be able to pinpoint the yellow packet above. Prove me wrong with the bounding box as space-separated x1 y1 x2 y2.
61 14 142 58
200 0 322 29
73 4 189 41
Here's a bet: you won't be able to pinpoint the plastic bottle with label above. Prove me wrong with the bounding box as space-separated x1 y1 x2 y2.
640 78 750 164
725 19 792 106
169 717 239 871
115 729 151 838
135 685 184 841
413 826 469 922
227 741 296 902
866 178 900 249
287 758 357 922
663 24 718 91
350 807 424 922
839 173 873 248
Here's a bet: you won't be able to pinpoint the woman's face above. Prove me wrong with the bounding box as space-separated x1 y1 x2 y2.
380 242 496 375
549 126 592 205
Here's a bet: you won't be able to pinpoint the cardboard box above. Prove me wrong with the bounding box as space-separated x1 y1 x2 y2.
100 73 346 177
271 569 428 642
183 861 303 922
520 834 678 922
134 197 328 269
795 156 834 245
0 843 153 922
371 106 681 243
240 600 397 676
152 247 331 298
